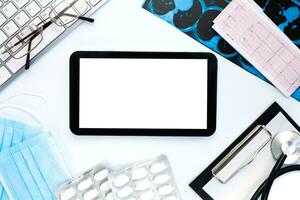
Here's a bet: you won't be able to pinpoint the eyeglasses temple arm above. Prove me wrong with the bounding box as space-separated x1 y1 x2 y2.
25 39 32 70
24 28 43 70
8 21 51 49
3 20 49 53
62 13 94 23
54 0 78 19
78 16 94 23
2 29 38 54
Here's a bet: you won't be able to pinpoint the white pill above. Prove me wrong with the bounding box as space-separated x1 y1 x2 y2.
78 178 93 191
154 174 170 185
60 187 76 200
106 192 114 200
150 163 167 174
94 169 109 181
158 185 174 195
163 195 178 200
83 189 99 200
117 186 133 198
100 181 111 192
127 197 137 200
140 190 155 200
113 174 130 187
135 179 152 191
131 168 148 180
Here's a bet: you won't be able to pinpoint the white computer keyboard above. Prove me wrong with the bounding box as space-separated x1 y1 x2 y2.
0 0 109 89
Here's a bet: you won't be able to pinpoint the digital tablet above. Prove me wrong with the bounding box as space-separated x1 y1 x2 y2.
70 52 217 136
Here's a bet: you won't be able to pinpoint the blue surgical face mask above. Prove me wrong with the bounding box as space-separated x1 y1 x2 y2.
0 97 69 200
0 118 70 200
0 95 63 200
0 132 70 200
0 118 41 148
0 118 41 200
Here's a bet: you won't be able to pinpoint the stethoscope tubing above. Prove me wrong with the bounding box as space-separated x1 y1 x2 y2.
251 154 300 200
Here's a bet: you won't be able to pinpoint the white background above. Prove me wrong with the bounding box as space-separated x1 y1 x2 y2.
0 0 299 199
79 58 208 129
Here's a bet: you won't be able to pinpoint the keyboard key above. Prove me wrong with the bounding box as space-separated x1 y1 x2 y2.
74 0 90 14
0 12 6 26
2 2 18 18
52 0 63 8
0 1 3 7
90 0 102 6
40 7 51 20
13 0 29 8
6 53 26 73
0 30 8 45
58 7 78 26
15 11 30 26
19 26 32 37
26 1 41 17
0 66 11 85
53 0 68 13
36 0 52 7
6 36 22 53
29 17 43 28
3 21 19 36
0 47 10 61
7 23 65 73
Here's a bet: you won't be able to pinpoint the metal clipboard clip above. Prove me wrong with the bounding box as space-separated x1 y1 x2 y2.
212 125 272 184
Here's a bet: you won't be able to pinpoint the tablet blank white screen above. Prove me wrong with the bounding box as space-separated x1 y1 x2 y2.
79 58 208 129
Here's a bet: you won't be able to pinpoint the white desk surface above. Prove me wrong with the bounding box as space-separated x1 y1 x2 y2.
0 0 300 199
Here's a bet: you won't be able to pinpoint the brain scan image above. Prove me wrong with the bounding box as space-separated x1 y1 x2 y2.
217 38 236 56
173 0 202 29
151 0 176 15
262 0 300 46
203 0 229 8
195 9 221 41
143 0 300 101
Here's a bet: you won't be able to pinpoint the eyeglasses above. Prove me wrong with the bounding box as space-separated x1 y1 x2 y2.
3 0 94 70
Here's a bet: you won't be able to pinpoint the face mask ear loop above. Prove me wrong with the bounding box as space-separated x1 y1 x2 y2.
0 104 46 129
0 93 48 106
0 93 48 130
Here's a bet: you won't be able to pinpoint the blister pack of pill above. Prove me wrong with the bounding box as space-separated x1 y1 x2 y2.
108 155 181 200
56 162 114 200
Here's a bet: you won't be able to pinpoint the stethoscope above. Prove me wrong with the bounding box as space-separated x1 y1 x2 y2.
251 131 300 200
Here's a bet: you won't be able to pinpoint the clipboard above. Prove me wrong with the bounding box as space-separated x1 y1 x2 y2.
190 102 300 200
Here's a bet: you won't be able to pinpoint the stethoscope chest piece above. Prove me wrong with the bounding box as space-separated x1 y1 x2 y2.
271 131 300 164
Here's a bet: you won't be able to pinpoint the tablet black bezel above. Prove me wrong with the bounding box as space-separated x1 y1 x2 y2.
70 51 217 136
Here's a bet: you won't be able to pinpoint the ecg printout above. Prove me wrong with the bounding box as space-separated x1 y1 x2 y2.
213 0 300 97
